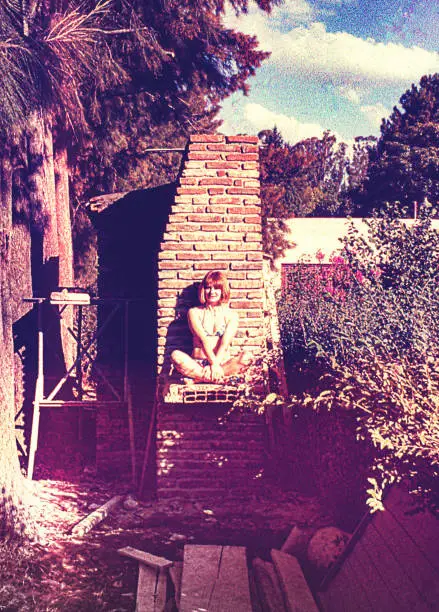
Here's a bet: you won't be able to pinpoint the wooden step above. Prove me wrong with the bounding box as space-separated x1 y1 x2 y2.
271 549 319 612
180 545 252 612
252 558 286 612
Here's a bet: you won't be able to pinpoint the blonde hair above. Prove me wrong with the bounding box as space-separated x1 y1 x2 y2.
198 270 230 305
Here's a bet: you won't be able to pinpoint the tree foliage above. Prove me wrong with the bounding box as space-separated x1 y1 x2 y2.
365 73 439 212
279 205 439 510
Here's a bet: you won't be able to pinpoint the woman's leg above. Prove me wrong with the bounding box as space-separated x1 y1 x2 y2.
171 350 206 381
221 351 252 377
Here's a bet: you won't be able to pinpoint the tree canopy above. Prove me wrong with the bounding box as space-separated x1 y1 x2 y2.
365 73 439 213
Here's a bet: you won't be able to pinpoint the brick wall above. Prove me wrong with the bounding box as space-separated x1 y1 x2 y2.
157 134 265 376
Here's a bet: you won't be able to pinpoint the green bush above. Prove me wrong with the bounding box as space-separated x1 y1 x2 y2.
279 205 439 512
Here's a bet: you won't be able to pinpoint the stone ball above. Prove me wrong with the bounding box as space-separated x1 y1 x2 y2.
307 526 350 571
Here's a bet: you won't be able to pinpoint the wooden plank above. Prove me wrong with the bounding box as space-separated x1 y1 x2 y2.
169 562 183 608
320 553 373 612
357 522 428 611
136 565 158 612
373 504 439 608
271 550 318 612
209 546 252 612
119 547 173 570
252 558 286 612
385 485 439 574
349 537 400 611
180 545 222 612
71 495 122 536
155 568 167 612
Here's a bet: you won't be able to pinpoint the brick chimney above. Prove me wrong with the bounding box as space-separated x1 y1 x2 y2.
157 134 265 377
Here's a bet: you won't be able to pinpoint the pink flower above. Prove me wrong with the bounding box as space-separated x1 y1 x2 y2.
316 250 325 262
355 270 364 284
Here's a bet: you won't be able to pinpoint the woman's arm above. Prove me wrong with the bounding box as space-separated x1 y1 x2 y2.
188 308 218 365
214 310 239 364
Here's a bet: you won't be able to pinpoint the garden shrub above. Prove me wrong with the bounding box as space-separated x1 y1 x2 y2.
279 205 439 512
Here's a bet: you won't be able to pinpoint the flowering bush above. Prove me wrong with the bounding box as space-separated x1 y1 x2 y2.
279 206 439 511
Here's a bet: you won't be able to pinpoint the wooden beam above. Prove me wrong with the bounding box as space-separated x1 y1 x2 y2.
118 547 173 570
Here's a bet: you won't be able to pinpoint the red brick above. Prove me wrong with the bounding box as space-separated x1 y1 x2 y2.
188 143 208 151
212 252 246 260
188 153 222 161
209 197 241 205
178 271 206 280
244 216 262 224
229 243 262 251
180 232 210 241
243 162 258 170
168 213 189 223
230 280 263 289
190 134 225 143
242 145 259 153
227 187 260 196
180 177 197 185
199 178 233 186
201 224 224 231
206 206 227 213
226 154 258 161
206 162 240 169
185 161 206 168
158 270 177 279
226 135 259 144
194 262 229 270
188 214 222 222
228 223 261 232
176 253 209 260
244 197 261 204
194 242 228 251
160 280 193 289
231 262 262 270
233 179 243 187
247 290 264 299
158 252 176 260
177 187 207 195
160 242 193 251
158 308 174 317
215 232 242 241
245 233 261 242
247 253 263 261
158 290 179 298
167 223 202 232
227 206 260 215
207 144 241 152
159 261 191 270
227 271 246 280
223 215 243 224
246 271 263 279
208 187 225 195
230 300 263 309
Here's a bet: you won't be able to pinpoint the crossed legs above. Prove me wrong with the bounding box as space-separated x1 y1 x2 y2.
171 350 252 383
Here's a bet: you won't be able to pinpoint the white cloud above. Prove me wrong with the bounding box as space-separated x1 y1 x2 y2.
225 8 439 88
360 102 389 128
338 86 362 104
243 102 336 143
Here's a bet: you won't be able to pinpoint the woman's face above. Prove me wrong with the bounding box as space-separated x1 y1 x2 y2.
205 283 222 305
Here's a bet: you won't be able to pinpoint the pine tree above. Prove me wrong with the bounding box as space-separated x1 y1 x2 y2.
365 74 439 212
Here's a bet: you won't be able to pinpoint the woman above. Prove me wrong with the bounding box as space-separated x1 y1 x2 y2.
171 270 249 383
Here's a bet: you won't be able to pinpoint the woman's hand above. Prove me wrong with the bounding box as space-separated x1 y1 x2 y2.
203 363 224 382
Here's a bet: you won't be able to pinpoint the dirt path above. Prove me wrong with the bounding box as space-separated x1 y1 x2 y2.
0 477 332 611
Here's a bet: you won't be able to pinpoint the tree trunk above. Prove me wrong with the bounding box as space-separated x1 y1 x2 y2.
54 136 75 370
0 147 37 540
28 112 75 373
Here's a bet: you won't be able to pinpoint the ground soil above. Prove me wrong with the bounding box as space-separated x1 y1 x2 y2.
0 474 332 611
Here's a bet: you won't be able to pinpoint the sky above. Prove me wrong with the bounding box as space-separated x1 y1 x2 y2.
220 0 439 146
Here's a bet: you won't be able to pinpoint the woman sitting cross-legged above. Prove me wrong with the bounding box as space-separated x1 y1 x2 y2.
171 270 251 383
